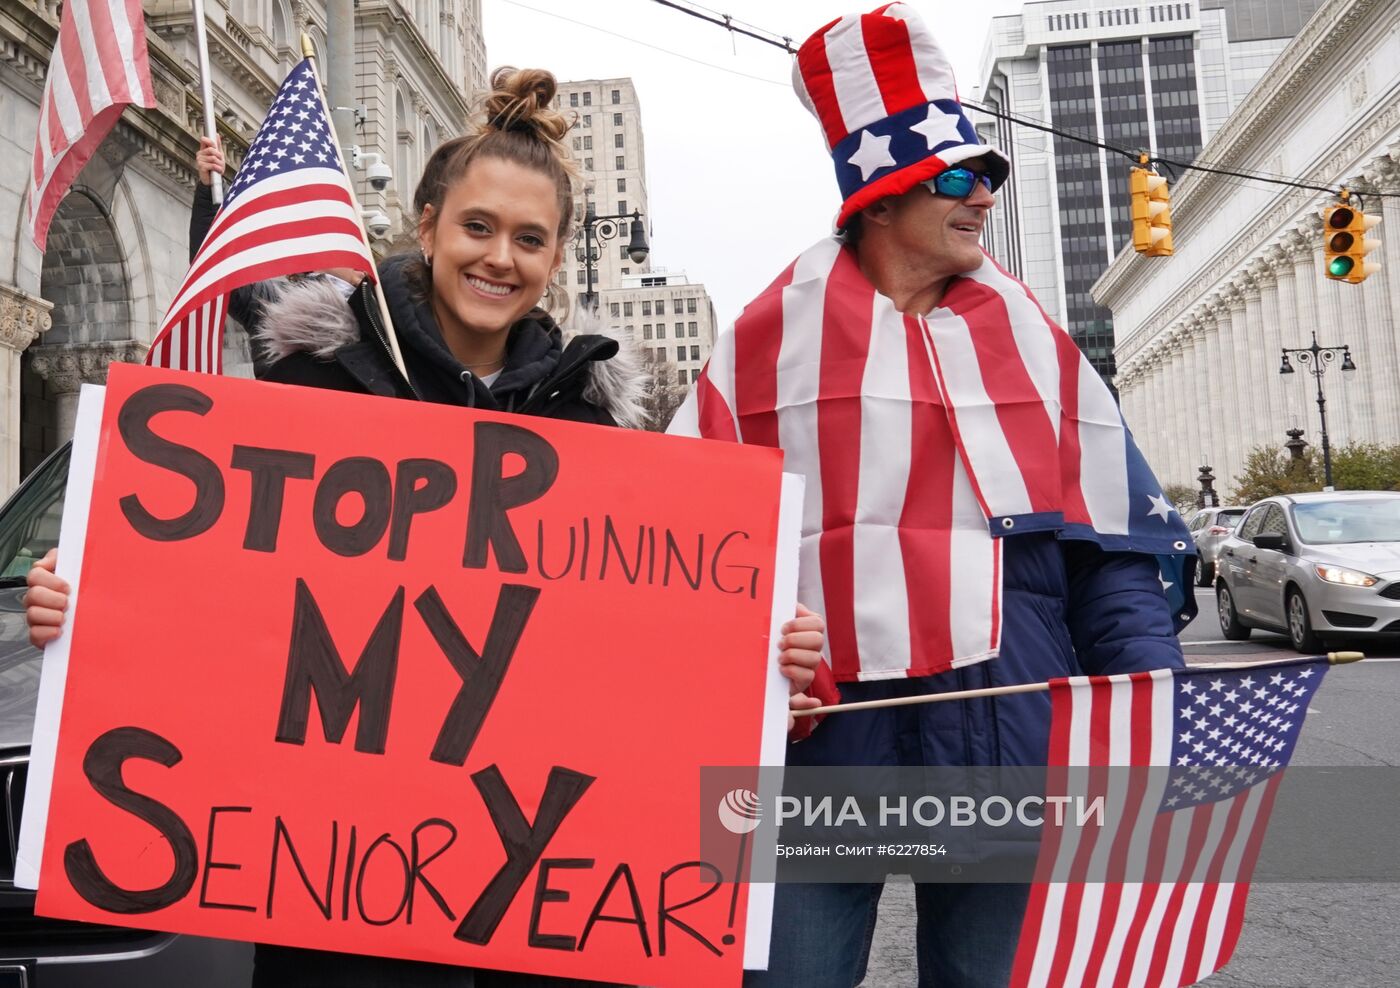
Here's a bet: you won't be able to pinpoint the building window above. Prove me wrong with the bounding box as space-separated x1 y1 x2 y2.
617 177 626 192
613 112 622 125
623 301 633 316
576 270 586 284
675 322 683 336
584 157 592 170
582 92 592 105
620 267 629 274
642 301 652 316
583 114 591 126
611 89 621 103
610 302 620 317
676 346 685 362
688 322 697 337
614 133 624 148
618 199 627 215
690 345 700 360
615 155 625 169
570 93 579 107
686 298 697 313
583 136 592 150
657 325 666 339
643 324 652 339
656 298 666 316
572 137 581 151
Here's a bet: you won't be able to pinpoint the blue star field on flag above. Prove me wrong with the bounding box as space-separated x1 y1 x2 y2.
1161 659 1327 811
224 59 345 208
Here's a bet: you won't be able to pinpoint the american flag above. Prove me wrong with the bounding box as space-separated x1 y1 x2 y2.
667 236 1194 682
27 0 156 251
146 57 376 373
1010 659 1328 988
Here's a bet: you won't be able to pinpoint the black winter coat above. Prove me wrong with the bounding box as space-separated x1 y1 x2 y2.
254 253 641 429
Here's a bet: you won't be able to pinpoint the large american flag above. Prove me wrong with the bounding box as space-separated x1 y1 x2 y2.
1010 659 1328 988
147 57 375 373
668 236 1194 682
27 0 156 251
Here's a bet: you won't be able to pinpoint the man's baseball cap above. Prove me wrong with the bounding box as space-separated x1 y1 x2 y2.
793 3 1011 229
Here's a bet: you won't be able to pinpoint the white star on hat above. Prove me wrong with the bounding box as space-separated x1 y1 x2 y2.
1147 493 1174 522
848 130 897 180
909 105 964 151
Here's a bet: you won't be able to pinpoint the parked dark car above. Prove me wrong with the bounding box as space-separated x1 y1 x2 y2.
1186 505 1247 586
0 443 252 986
1215 491 1400 652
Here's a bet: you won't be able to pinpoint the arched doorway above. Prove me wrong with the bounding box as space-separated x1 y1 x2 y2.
24 189 134 477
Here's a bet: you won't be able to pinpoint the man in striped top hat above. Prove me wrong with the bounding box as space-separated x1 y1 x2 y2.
670 4 1195 985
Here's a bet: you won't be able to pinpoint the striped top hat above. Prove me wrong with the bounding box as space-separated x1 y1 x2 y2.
794 3 1010 229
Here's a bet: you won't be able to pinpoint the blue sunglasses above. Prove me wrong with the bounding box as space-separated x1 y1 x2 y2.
923 167 997 200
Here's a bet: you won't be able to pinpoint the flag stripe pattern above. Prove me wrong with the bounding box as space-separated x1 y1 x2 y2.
27 0 156 250
669 236 1189 682
147 58 375 374
1011 660 1326 987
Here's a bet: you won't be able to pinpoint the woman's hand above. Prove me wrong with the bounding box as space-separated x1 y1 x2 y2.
778 603 824 696
196 135 225 187
24 548 70 648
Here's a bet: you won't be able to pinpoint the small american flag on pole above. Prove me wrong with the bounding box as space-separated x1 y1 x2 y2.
1011 659 1328 988
146 57 375 373
27 0 156 251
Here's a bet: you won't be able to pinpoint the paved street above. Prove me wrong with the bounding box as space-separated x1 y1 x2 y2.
862 586 1400 987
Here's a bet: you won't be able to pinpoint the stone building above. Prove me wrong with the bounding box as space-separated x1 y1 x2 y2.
1098 0 1400 492
974 0 1321 377
603 271 718 387
0 0 485 496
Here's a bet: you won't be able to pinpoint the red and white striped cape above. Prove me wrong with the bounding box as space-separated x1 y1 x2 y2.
669 236 1177 683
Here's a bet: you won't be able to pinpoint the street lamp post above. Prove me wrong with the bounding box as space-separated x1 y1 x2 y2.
573 198 649 312
1278 332 1356 490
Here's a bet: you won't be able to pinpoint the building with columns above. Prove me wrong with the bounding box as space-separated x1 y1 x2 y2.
974 0 1321 377
0 0 485 497
1098 0 1400 494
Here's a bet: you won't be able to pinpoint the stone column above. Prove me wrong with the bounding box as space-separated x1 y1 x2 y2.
1180 321 1204 483
1361 157 1400 441
0 284 55 494
1226 284 1252 463
1284 228 1320 438
28 341 146 443
1207 292 1241 485
1251 258 1285 443
1270 244 1303 433
1142 348 1164 470
1166 332 1188 482
1200 308 1223 472
1239 270 1271 448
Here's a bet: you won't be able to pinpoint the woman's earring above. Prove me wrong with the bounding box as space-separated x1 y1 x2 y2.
422 249 432 268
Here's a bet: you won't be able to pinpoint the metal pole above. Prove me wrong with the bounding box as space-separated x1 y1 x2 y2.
1315 362 1333 489
326 0 355 156
584 219 596 311
190 0 223 204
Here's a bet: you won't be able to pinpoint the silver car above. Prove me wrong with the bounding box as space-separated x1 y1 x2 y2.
1186 505 1247 586
1215 491 1400 652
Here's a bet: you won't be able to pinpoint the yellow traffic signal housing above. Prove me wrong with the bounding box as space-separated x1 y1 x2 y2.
1322 202 1382 284
1130 166 1173 256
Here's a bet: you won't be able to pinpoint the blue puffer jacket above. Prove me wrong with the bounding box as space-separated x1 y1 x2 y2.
789 533 1184 769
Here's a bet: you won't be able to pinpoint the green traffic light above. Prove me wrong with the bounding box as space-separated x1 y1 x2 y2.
1329 256 1355 277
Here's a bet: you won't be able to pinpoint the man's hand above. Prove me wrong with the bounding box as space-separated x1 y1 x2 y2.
778 603 824 695
24 548 69 647
788 692 823 733
196 135 225 187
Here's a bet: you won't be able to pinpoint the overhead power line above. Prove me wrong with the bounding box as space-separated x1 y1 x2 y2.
644 0 1400 202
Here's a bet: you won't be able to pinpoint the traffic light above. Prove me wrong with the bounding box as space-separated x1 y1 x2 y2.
1130 166 1173 256
1322 200 1381 284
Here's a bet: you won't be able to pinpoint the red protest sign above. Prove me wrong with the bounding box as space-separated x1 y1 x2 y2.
20 363 792 987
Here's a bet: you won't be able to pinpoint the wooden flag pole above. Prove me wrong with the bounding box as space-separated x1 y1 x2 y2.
300 34 410 383
191 0 224 203
791 651 1366 719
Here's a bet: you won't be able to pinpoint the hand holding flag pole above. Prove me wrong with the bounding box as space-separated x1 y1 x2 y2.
791 651 1366 718
191 0 223 204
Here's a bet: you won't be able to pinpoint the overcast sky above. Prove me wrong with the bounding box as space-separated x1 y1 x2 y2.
482 0 1028 324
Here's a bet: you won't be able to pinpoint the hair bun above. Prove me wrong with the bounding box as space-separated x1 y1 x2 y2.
482 66 570 143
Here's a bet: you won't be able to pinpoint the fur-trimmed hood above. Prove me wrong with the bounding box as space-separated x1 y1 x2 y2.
254 259 647 429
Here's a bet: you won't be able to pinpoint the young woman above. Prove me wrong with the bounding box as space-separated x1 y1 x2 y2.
24 66 825 987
